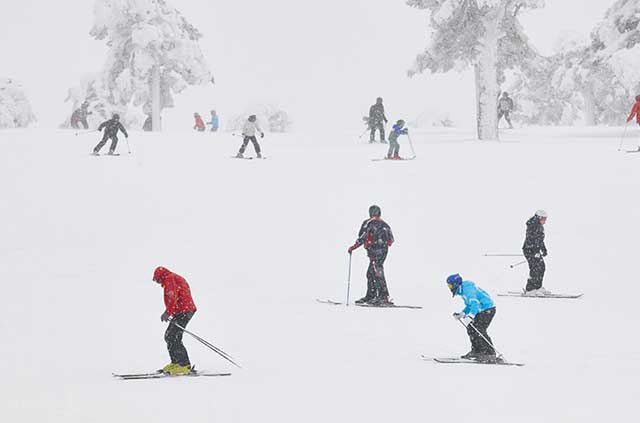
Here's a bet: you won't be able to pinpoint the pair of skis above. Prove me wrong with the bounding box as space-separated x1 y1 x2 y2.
498 291 583 299
422 355 524 367
371 156 416 162
316 298 422 309
230 156 266 160
113 369 231 380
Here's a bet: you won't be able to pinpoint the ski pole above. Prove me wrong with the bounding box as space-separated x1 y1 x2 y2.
509 259 527 269
74 129 97 136
125 136 132 155
406 133 417 157
459 319 503 359
618 122 629 151
170 321 242 369
358 128 369 139
483 253 524 257
346 252 353 305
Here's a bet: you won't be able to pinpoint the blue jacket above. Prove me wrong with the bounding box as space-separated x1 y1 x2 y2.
388 124 408 142
455 280 494 317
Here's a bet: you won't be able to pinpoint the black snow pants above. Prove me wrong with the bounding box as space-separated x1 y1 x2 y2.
387 138 400 157
525 255 545 291
498 110 513 127
94 134 118 154
365 248 389 299
239 136 261 154
165 311 195 366
369 121 385 142
468 307 496 355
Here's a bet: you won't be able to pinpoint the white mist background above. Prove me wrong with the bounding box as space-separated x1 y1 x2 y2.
0 0 611 131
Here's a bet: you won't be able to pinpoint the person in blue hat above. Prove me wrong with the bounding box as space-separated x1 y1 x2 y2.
446 274 498 361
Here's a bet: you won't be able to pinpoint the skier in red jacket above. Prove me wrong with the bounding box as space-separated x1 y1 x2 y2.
626 96 640 151
193 113 206 131
153 266 197 375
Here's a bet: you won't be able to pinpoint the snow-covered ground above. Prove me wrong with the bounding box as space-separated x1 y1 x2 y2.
1 126 639 422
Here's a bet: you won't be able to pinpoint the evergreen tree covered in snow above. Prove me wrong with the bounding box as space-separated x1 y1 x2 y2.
87 0 213 131
407 0 544 140
0 78 37 129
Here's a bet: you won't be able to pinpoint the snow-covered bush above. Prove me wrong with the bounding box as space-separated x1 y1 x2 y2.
0 78 36 129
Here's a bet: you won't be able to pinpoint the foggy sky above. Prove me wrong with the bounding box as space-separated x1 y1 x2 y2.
0 0 611 131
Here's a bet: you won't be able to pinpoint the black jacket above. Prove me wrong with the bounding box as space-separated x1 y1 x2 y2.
355 217 394 252
522 216 547 257
368 103 387 124
98 119 128 138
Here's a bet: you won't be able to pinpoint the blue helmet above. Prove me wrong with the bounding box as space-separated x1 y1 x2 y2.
446 274 463 296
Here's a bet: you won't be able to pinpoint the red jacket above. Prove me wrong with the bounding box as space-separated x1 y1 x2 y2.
194 115 205 130
153 267 197 316
628 96 640 124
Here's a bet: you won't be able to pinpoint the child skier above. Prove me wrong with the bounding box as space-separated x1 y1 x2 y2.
522 210 549 296
627 95 640 151
235 115 264 158
92 114 128 156
209 110 219 132
348 205 395 306
446 274 498 362
387 119 408 159
193 113 206 131
153 266 197 375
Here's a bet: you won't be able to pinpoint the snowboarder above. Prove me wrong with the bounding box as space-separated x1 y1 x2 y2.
387 119 408 159
626 95 640 150
209 110 219 132
92 114 128 155
497 92 514 129
446 273 498 362
348 205 395 305
153 266 197 375
235 115 264 158
193 113 206 131
522 210 549 296
368 97 388 143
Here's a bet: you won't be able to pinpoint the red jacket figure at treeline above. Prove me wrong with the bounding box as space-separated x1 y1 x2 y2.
627 95 640 124
193 113 206 131
153 266 197 375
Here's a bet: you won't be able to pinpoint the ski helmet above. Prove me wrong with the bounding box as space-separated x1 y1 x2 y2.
376 97 383 104
112 113 120 120
249 115 257 122
502 92 509 97
535 210 548 219
369 205 381 218
396 119 405 127
446 274 463 296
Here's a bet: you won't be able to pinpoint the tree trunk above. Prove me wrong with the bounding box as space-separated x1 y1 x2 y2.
581 88 596 126
151 65 162 132
474 9 503 141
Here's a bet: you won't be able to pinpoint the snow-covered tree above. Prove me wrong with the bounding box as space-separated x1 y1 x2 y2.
407 0 544 140
89 0 214 131
0 78 37 129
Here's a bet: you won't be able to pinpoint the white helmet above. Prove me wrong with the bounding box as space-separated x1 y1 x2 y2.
535 210 548 218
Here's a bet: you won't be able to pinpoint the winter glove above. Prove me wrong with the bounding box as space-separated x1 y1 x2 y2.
260 132 265 138
160 312 171 322
347 244 358 254
534 252 542 259
453 313 473 326
542 249 547 257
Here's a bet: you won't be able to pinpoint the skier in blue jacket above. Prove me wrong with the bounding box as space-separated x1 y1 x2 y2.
387 119 408 159
446 274 498 361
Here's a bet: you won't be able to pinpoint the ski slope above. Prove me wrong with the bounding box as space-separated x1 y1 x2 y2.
1 126 638 422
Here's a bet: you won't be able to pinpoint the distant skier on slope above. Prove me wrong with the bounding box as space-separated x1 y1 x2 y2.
387 119 408 159
446 273 499 362
348 205 394 306
153 266 197 375
235 115 264 158
71 101 92 129
193 113 206 131
92 114 128 156
368 97 388 143
497 92 514 129
522 210 549 296
208 110 219 132
626 95 640 151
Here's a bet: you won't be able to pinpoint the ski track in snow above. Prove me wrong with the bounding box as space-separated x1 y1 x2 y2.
1 126 639 422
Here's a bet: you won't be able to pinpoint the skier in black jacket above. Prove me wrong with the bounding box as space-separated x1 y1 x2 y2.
522 210 549 295
92 114 128 155
368 97 388 143
348 205 395 305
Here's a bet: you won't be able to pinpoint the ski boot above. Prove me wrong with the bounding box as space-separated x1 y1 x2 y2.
392 154 401 160
355 296 373 304
167 364 192 375
161 363 177 373
386 155 393 160
461 351 482 360
91 151 100 156
235 152 244 158
537 287 552 296
107 150 116 156
476 353 498 363
256 152 262 159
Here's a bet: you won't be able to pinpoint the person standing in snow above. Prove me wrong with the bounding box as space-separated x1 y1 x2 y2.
208 110 219 132
193 112 206 131
626 95 640 151
70 101 92 129
522 210 549 296
153 266 197 375
446 274 498 362
368 97 388 143
348 205 395 306
92 114 128 156
387 119 408 159
235 115 264 158
497 92 514 129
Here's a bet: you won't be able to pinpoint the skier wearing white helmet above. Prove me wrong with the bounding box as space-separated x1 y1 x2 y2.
522 210 549 295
